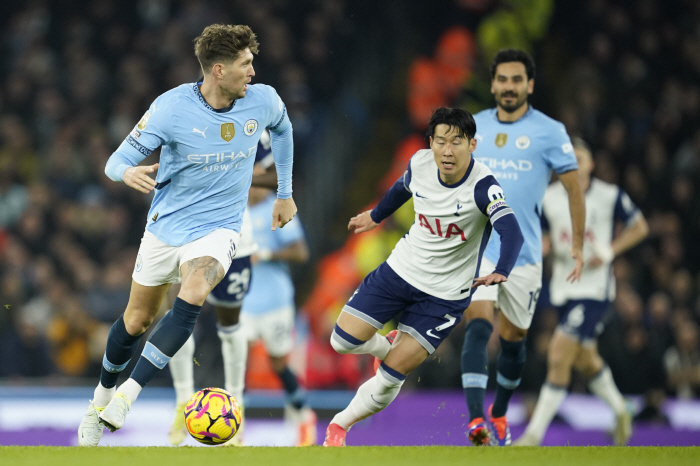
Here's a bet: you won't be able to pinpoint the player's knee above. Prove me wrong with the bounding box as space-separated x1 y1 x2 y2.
123 312 154 336
330 325 361 354
330 333 352 354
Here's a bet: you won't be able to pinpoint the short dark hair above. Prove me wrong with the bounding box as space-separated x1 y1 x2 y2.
426 107 476 140
194 24 260 72
490 49 536 80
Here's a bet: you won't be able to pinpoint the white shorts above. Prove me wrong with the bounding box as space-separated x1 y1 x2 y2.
240 306 295 358
471 257 542 329
132 229 240 287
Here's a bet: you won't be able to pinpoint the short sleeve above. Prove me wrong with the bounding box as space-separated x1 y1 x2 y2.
543 123 578 174
474 175 515 225
118 97 173 158
614 188 640 224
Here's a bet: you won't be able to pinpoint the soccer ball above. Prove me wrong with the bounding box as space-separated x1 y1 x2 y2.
184 387 242 445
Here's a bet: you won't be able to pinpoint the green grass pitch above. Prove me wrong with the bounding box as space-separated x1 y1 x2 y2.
2 446 699 466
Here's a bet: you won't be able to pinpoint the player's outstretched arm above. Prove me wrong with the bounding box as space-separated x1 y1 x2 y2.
558 169 585 282
472 273 507 289
589 212 649 268
348 210 378 234
272 197 297 230
122 163 160 194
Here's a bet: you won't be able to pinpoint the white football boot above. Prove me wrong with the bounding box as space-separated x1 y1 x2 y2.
78 400 106 447
99 392 131 432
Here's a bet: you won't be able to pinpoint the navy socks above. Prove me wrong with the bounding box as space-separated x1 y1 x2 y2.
461 318 493 421
276 367 307 409
131 297 202 387
492 336 526 418
100 315 141 389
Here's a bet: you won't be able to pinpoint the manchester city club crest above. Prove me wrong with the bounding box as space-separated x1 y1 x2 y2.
495 133 508 147
244 119 258 136
515 135 531 149
135 254 143 272
221 122 235 142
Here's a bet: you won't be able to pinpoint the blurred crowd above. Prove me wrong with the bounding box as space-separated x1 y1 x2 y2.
0 0 347 378
1 0 699 415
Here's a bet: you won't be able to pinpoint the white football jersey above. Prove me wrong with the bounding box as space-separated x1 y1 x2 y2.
543 178 639 304
386 149 513 301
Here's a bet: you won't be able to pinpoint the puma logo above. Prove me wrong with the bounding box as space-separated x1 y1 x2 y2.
192 127 207 138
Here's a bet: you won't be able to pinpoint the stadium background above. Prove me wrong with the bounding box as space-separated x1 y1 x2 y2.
0 0 699 446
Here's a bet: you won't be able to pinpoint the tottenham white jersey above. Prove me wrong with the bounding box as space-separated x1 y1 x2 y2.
543 178 640 304
387 150 513 301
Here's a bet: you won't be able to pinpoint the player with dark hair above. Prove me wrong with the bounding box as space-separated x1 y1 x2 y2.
323 107 524 446
460 48 585 446
78 24 297 446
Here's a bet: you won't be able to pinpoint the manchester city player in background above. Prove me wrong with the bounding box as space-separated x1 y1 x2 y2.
323 107 524 447
460 49 585 446
78 24 297 446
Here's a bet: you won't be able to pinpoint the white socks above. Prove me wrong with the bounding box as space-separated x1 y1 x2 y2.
169 334 196 404
523 383 567 442
93 383 116 408
217 323 248 402
118 378 143 404
589 365 626 415
331 367 404 431
330 330 391 360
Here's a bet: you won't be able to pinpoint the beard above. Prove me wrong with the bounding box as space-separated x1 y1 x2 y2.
497 92 528 113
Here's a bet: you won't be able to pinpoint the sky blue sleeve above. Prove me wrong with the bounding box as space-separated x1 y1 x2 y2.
543 123 578 174
370 159 413 223
474 175 523 277
104 97 173 182
613 188 640 225
266 87 293 199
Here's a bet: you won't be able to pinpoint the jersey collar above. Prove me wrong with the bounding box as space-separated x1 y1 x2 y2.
437 157 474 188
491 104 533 124
193 81 237 113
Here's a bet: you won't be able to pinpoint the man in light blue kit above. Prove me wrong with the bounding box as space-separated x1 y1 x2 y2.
78 24 297 446
461 49 585 446
239 179 315 446
167 131 276 446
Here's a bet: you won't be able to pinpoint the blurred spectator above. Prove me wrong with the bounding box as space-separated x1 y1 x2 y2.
664 319 700 399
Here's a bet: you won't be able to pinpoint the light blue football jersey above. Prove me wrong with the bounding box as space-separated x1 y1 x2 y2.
105 82 292 246
242 193 306 315
472 106 577 267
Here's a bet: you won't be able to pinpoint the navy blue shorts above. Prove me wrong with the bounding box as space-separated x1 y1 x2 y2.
342 262 470 354
206 255 252 308
556 299 610 342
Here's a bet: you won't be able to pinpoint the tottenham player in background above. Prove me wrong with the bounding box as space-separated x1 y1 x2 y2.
515 138 648 446
78 24 297 446
322 107 524 447
460 49 585 447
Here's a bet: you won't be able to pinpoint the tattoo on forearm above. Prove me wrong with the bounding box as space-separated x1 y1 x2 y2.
184 257 224 287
